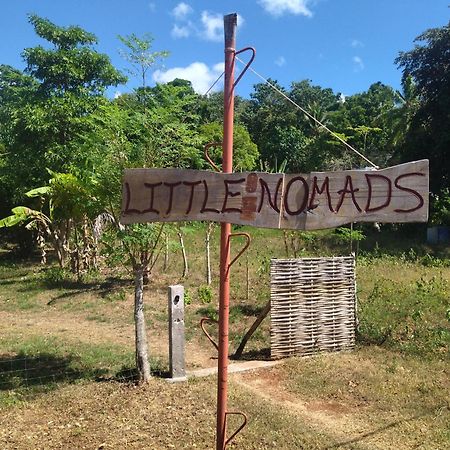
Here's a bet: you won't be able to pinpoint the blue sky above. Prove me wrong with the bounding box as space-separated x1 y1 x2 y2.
1 1 449 98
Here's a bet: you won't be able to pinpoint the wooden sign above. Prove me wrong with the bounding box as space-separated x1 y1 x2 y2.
121 160 429 230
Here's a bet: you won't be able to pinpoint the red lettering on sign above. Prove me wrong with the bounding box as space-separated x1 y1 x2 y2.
284 176 309 215
143 182 162 214
200 180 220 214
257 177 283 213
123 182 141 214
183 180 202 214
222 178 245 213
336 176 361 213
394 172 425 213
308 176 334 212
164 182 182 214
365 173 392 213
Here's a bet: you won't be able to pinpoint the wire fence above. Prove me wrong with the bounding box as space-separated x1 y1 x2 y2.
0 352 157 390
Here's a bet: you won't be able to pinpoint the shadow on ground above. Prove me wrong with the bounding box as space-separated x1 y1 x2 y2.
323 406 449 449
0 352 172 393
46 277 132 305
231 347 271 361
0 352 108 390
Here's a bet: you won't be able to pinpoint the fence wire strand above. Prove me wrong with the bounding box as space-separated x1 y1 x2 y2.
0 353 140 388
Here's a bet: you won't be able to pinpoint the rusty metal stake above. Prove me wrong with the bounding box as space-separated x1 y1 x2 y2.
216 13 237 450
214 14 256 449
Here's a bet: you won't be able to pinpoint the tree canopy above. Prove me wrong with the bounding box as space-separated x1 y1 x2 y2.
395 20 450 195
0 13 449 381
1 14 449 222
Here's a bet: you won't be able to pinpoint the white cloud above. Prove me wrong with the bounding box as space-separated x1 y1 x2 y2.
237 14 245 28
114 91 122 99
275 56 286 67
258 0 313 17
148 2 156 12
172 2 193 21
200 11 223 42
212 62 225 73
170 10 245 43
199 11 245 42
153 62 224 94
352 56 364 71
351 39 364 48
171 24 191 39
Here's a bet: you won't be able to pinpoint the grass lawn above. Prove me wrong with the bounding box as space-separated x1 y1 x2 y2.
0 225 449 449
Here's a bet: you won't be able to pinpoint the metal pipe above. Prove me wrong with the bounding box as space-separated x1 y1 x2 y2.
216 13 237 450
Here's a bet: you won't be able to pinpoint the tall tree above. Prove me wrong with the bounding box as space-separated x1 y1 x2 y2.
382 75 420 150
79 82 204 382
200 122 259 171
24 14 126 95
243 80 296 169
199 91 250 125
395 20 450 194
328 82 397 169
0 15 126 205
289 79 340 135
118 33 169 88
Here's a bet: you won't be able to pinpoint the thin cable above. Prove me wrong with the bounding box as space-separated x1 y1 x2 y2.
236 56 379 169
203 71 225 96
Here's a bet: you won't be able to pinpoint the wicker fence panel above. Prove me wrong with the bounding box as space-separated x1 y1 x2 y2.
270 256 356 359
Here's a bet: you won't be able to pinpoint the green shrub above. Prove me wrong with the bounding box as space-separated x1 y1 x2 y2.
333 226 365 245
40 267 68 287
197 285 213 304
358 274 450 358
184 288 192 305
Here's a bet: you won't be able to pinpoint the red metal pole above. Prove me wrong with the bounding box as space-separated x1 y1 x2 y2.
217 13 237 450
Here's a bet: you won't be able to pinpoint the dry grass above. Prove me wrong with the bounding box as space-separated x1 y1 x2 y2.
0 377 348 449
251 347 450 449
0 226 449 449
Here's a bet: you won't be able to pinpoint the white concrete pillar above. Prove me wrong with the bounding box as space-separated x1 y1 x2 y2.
168 285 186 381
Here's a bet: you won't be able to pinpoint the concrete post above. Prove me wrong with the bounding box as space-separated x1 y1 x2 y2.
168 285 186 381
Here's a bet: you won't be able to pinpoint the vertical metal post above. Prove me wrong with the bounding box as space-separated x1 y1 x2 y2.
217 13 237 450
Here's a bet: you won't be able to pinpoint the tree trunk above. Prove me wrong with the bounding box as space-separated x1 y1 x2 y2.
246 251 250 301
81 217 91 271
205 223 213 285
91 233 99 271
283 230 290 258
178 229 188 278
72 227 81 281
164 233 169 271
134 265 151 382
53 219 71 269
233 300 271 359
37 228 46 265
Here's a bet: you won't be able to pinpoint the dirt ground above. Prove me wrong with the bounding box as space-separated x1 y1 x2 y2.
0 260 448 449
0 308 216 370
1 303 448 449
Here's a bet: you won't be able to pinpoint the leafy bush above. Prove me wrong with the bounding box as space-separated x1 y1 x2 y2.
358 274 450 358
184 288 192 306
40 267 68 287
197 285 213 304
430 188 450 226
333 226 365 245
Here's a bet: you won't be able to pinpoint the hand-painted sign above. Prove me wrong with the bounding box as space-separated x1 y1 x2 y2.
121 160 429 230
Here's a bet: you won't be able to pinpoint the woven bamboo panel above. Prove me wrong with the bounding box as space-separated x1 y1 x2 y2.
270 256 356 359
